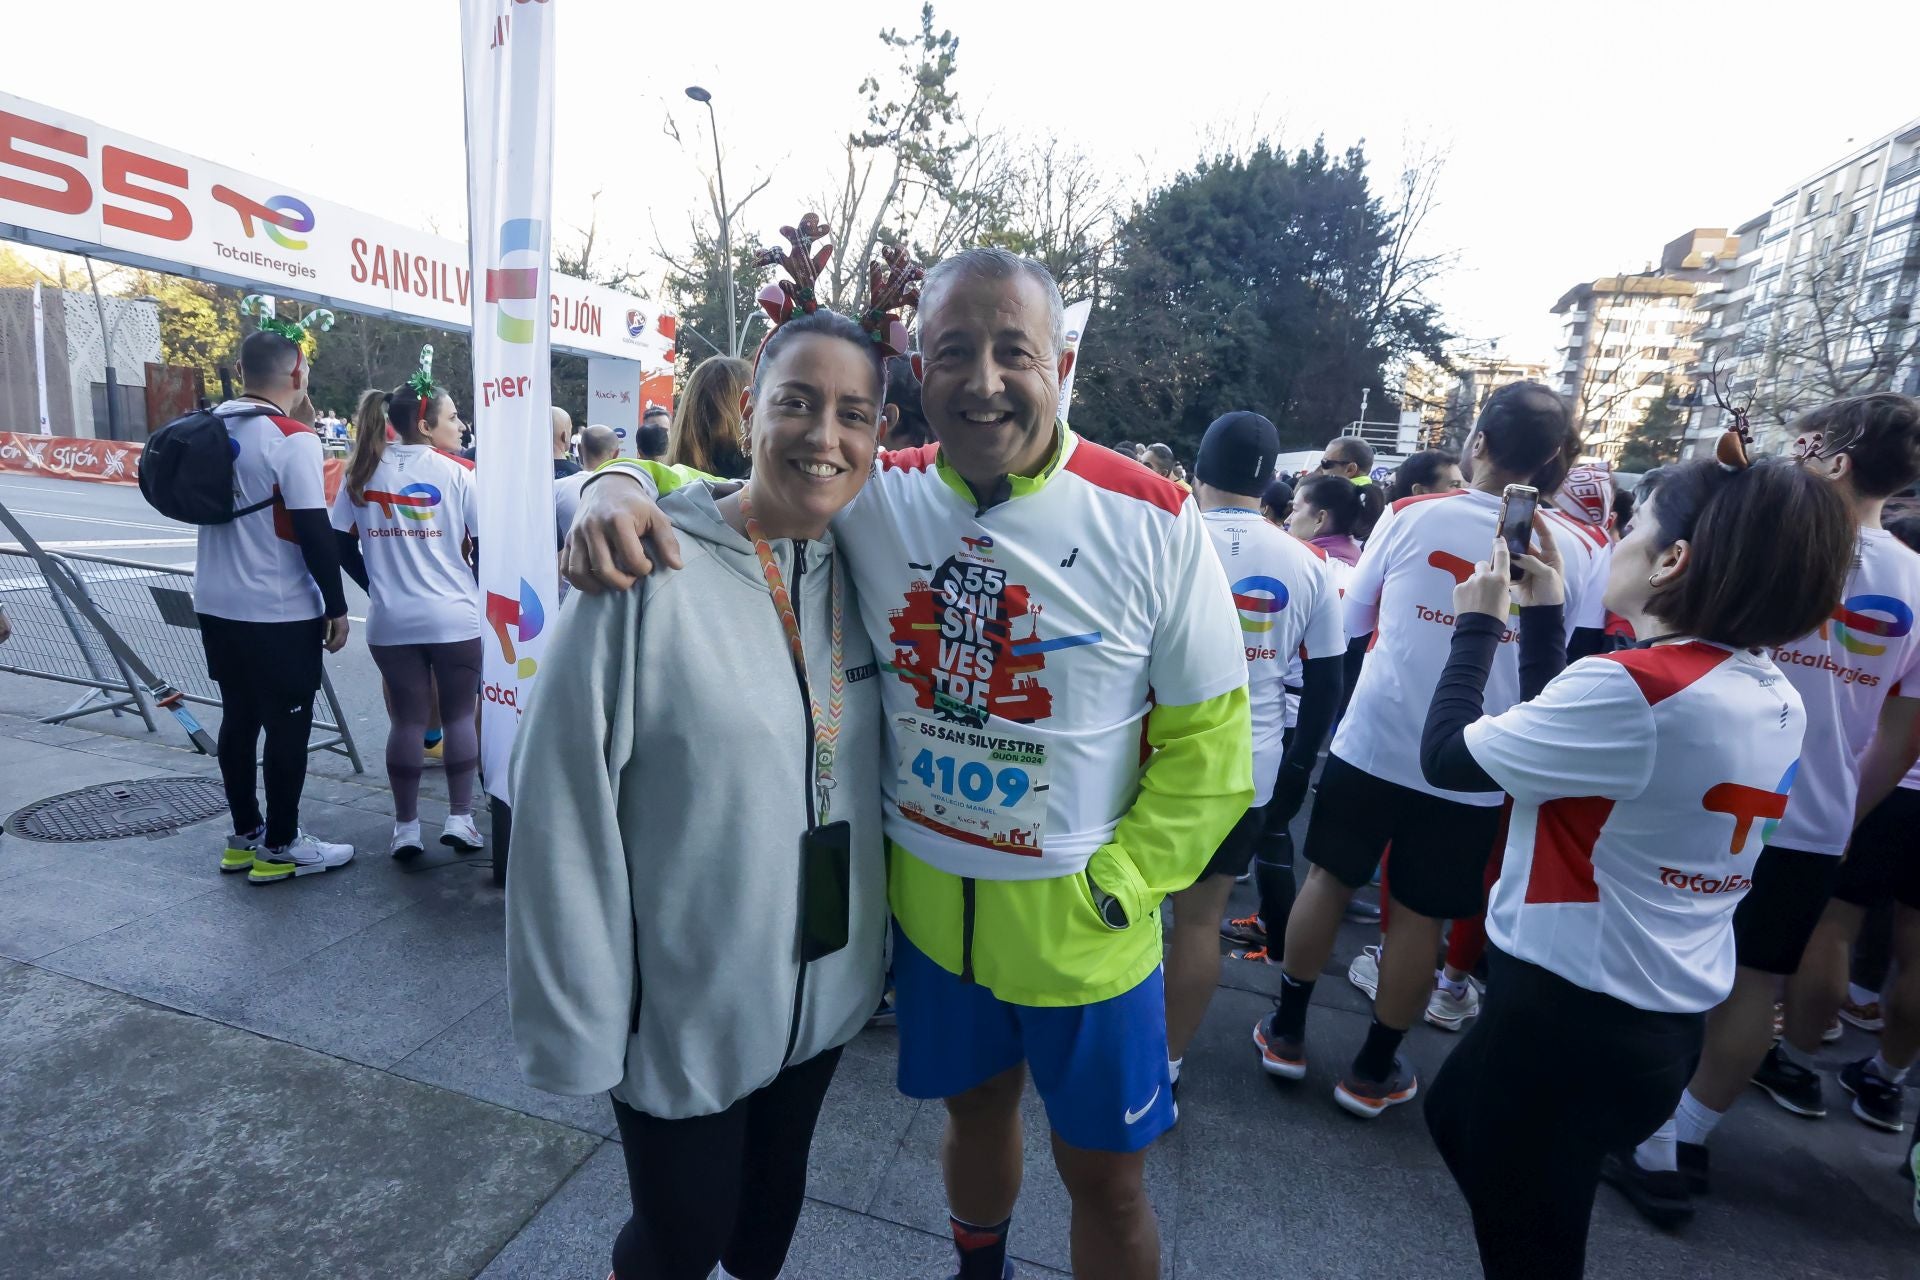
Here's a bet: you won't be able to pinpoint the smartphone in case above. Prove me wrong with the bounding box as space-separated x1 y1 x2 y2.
799 820 852 962
1498 484 1540 581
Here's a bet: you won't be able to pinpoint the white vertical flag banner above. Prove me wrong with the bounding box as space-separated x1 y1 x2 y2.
462 0 559 804
1056 298 1093 425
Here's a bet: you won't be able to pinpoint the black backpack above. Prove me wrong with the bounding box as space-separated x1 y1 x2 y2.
140 404 279 525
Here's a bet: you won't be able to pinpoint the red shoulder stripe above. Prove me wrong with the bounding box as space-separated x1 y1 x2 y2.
1599 641 1731 706
1302 540 1329 560
879 443 941 473
435 447 476 471
1390 489 1470 515
1544 507 1608 550
1064 442 1185 515
269 415 312 439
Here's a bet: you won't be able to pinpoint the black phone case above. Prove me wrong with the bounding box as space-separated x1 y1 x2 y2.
800 820 852 962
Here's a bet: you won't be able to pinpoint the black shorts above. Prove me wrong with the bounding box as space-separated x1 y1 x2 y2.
198 614 325 702
1302 753 1504 919
1832 788 1920 912
1202 804 1266 880
1731 845 1841 975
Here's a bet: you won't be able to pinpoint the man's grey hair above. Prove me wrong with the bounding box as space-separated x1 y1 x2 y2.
578 423 621 468
919 247 1067 356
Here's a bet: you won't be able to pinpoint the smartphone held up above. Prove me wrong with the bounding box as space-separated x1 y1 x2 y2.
1498 484 1539 582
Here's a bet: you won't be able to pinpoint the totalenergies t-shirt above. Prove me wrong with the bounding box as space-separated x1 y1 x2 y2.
329 445 481 646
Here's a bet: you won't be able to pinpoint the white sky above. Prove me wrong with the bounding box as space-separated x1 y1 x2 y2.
9 0 1919 363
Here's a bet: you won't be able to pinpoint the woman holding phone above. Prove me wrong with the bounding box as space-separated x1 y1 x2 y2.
505 229 910 1280
1416 448 1853 1280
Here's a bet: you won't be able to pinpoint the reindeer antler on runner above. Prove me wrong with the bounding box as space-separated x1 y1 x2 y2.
860 241 924 359
752 212 834 328
1704 360 1757 471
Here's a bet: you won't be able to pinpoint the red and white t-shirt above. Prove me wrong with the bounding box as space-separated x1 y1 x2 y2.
1331 488 1591 805
329 445 480 646
1543 506 1611 633
1283 549 1355 729
193 400 328 623
1766 529 1920 855
1203 508 1345 806
1467 642 1807 1013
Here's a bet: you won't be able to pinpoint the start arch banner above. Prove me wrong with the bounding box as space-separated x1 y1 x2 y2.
0 90 675 371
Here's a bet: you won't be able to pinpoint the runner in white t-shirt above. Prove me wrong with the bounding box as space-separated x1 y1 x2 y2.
333 381 485 859
1613 393 1920 1231
1258 381 1584 1120
1417 453 1852 1275
1163 413 1346 1088
196 331 354 884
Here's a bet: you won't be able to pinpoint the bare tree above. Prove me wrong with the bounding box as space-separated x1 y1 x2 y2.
556 190 649 295
655 109 777 357
1368 144 1457 352
991 139 1122 305
1748 255 1920 429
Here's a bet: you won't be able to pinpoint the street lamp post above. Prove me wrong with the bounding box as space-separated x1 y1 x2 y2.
685 85 737 357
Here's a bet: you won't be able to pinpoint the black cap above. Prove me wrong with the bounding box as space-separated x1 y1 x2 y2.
1195 411 1280 494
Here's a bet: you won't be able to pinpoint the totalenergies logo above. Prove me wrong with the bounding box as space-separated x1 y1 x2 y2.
485 579 546 680
215 187 315 250
1701 759 1798 854
1231 575 1289 634
485 217 543 344
364 483 441 522
1828 595 1913 657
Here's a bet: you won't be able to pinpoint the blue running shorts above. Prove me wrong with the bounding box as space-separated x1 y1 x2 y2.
891 923 1175 1153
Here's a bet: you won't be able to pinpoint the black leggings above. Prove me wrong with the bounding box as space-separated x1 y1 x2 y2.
1254 726 1298 930
1424 948 1701 1280
201 615 323 849
609 1046 842 1280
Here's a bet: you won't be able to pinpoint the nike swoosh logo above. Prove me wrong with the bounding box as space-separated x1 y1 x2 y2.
1124 1087 1161 1125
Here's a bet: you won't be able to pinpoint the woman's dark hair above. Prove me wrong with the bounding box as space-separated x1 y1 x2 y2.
1890 514 1920 555
346 383 449 504
1638 458 1852 649
751 308 889 403
1261 477 1294 523
1791 392 1920 499
1476 381 1574 479
1612 485 1636 537
885 354 933 448
1296 474 1384 539
1388 449 1458 503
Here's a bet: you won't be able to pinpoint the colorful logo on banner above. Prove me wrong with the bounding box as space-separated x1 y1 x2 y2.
485 218 543 343
213 187 316 250
485 580 546 678
1231 575 1289 634
365 483 442 522
1829 595 1914 657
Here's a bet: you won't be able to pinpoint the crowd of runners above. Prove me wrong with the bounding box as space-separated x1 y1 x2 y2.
163 226 1920 1280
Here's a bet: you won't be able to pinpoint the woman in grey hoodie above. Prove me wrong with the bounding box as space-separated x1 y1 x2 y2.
506 304 891 1280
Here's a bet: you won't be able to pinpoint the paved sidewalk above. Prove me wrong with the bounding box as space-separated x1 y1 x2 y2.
0 698 1913 1278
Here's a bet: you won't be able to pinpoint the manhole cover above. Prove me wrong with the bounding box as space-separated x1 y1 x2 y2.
8 776 229 842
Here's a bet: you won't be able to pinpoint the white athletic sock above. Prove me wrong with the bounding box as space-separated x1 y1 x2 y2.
1168 1057 1183 1085
1849 982 1881 1006
1435 969 1468 998
1870 1052 1911 1084
1633 1118 1678 1172
1673 1089 1725 1146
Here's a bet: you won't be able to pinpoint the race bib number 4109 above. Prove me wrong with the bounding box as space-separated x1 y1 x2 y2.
892 714 1049 857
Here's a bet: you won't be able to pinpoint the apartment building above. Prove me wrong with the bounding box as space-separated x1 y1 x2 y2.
1682 118 1920 459
1445 355 1550 442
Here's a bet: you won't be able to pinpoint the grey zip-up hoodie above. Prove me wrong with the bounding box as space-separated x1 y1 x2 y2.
505 483 886 1119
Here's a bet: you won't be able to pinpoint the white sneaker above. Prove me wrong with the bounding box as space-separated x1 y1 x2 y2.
1347 944 1382 1000
1425 979 1481 1031
390 820 424 860
441 813 485 852
249 831 355 883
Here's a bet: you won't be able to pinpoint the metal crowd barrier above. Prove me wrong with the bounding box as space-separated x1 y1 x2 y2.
0 546 363 772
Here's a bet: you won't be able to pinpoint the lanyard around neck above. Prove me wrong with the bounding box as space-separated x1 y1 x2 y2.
741 493 845 823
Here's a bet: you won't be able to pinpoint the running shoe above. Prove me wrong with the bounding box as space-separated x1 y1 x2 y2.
1677 1141 1710 1196
1230 945 1278 965
947 1261 1016 1280
1601 1151 1694 1230
1840 997 1885 1033
220 825 264 874
867 992 897 1028
249 831 355 883
390 820 424 861
1220 912 1266 948
441 813 485 852
1347 944 1382 1000
1253 1010 1306 1081
1334 1054 1418 1119
1424 980 1480 1032
1838 1057 1906 1133
1751 1042 1827 1118
1770 1002 1845 1043
421 738 445 769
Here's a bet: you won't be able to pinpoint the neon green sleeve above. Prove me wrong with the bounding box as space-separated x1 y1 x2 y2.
591 456 716 495
1088 685 1254 922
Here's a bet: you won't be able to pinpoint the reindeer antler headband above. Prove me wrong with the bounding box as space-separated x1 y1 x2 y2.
240 294 334 346
751 213 921 365
1705 365 1756 471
